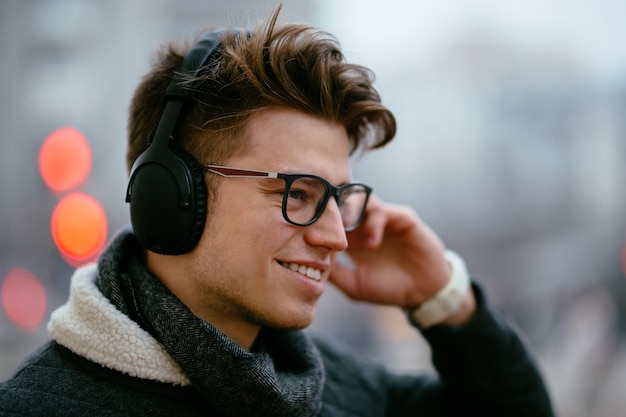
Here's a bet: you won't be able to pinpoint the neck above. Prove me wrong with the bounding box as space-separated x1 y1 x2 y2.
146 251 261 350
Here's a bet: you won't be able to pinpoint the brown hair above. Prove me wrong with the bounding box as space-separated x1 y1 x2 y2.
127 6 396 185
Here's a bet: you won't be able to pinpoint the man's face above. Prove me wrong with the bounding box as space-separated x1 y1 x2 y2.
184 108 352 337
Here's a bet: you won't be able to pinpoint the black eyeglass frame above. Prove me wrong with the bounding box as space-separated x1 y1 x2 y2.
203 164 372 231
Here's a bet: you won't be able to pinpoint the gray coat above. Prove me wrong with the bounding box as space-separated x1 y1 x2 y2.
0 232 553 417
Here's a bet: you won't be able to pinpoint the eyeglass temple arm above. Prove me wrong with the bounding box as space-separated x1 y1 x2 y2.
204 165 279 179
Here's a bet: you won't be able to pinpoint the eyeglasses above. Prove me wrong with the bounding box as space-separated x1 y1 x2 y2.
204 165 372 231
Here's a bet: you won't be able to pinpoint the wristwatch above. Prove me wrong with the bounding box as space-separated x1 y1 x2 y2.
408 250 471 328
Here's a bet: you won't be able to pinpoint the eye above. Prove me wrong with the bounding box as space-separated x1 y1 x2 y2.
287 189 309 201
285 176 326 212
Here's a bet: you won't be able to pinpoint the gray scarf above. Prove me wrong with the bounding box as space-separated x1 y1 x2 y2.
95 229 324 417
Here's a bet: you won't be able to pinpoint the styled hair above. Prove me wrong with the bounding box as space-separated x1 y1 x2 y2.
127 6 396 183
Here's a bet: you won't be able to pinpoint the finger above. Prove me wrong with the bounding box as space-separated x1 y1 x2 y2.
348 195 387 250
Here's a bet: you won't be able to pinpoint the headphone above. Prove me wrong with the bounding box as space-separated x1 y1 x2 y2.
125 30 227 255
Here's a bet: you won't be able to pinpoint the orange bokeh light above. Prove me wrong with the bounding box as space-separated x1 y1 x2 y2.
51 192 107 265
38 126 92 192
1 268 47 332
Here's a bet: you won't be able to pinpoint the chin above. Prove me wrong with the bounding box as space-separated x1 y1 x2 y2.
265 308 316 330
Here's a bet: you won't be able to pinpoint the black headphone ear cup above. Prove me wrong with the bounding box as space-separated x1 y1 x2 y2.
171 146 208 248
127 146 207 255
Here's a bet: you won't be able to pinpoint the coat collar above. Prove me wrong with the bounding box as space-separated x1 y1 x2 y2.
48 264 190 385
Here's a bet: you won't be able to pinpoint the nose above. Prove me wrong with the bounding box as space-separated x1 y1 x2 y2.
304 197 349 252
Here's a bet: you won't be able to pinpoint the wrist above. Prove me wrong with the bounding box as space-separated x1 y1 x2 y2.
406 250 473 328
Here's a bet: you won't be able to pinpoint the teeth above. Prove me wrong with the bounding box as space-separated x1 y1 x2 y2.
280 262 322 282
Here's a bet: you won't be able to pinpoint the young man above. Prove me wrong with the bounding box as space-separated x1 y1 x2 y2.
0 7 554 417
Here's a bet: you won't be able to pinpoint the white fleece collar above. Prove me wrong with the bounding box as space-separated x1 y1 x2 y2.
47 264 190 386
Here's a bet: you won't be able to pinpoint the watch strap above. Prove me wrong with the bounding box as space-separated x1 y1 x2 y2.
408 250 471 328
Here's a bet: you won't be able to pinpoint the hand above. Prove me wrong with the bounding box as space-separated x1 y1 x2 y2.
330 195 476 324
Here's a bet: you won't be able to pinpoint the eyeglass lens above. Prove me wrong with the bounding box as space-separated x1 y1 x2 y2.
285 177 368 230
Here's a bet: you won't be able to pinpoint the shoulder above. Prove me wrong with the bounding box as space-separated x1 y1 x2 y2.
309 332 393 415
0 341 75 416
1 341 63 391
0 342 207 417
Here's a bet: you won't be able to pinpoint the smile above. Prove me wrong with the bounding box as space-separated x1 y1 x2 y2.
278 261 322 282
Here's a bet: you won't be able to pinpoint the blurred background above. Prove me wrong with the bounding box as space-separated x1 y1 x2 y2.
1 0 625 415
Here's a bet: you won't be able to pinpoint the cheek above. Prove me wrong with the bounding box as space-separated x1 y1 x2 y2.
201 186 297 263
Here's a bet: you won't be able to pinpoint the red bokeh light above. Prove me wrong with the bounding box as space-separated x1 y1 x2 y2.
38 126 92 192
1 268 47 332
621 241 626 278
51 192 108 266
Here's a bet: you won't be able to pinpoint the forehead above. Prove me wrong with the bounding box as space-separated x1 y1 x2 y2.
232 108 352 182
